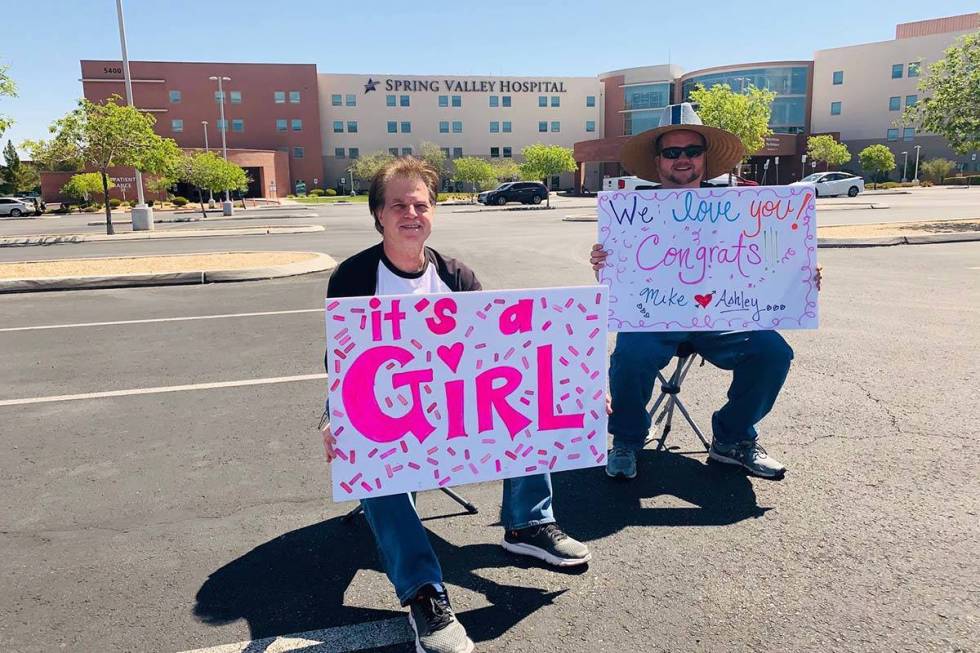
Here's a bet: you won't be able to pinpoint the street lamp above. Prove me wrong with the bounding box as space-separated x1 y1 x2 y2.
349 168 355 196
913 145 921 183
201 121 215 207
901 151 908 182
115 0 152 232
209 75 233 214
801 154 807 182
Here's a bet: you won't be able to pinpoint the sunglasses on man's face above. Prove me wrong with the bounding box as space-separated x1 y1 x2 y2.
659 145 706 160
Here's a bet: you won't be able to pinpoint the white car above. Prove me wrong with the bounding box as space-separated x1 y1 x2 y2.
0 197 34 217
791 172 865 197
602 176 659 191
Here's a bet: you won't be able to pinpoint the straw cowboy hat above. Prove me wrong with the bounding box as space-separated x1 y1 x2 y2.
620 102 745 182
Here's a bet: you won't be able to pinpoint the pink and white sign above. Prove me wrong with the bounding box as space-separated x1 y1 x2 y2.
598 185 819 332
325 286 609 501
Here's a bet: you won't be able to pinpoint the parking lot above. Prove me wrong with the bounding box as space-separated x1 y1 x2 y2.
1 198 978 652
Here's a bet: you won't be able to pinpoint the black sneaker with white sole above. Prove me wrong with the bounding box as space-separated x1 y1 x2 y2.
407 584 474 653
502 522 591 567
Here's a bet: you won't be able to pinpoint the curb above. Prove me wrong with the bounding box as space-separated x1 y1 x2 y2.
817 232 980 248
0 225 323 248
85 214 310 226
0 252 337 294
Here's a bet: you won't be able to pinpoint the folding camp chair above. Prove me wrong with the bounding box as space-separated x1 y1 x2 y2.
342 488 479 524
645 342 711 452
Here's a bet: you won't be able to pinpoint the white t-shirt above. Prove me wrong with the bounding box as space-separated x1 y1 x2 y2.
376 256 451 296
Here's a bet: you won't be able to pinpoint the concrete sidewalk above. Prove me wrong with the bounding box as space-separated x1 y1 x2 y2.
0 251 337 293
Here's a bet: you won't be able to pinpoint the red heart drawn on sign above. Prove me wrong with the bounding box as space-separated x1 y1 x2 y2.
436 342 464 372
694 293 713 308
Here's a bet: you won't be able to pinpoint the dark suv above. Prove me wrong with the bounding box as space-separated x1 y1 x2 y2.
478 181 548 206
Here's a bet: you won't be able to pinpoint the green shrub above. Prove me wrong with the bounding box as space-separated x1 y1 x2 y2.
84 205 100 213
108 198 122 208
309 188 325 197
878 182 900 189
325 188 337 196
172 196 189 207
920 181 934 187
286 194 296 198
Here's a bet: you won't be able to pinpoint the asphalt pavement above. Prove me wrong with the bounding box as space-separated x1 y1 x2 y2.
0 200 978 653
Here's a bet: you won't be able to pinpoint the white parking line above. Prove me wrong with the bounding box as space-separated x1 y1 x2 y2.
178 617 412 653
0 308 323 333
0 373 327 407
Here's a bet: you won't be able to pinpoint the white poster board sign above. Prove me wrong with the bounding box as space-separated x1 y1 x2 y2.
597 185 818 332
325 286 609 501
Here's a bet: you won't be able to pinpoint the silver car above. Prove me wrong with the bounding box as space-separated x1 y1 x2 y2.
0 197 34 217
791 172 865 197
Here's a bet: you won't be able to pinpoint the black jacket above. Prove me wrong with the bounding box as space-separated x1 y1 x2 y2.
324 243 482 371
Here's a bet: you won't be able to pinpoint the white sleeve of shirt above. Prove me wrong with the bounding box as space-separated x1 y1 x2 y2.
375 261 451 296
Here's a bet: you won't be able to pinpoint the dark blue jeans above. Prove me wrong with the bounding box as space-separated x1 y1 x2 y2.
360 473 555 605
608 331 793 449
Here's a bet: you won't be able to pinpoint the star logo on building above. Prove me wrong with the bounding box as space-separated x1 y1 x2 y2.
364 78 378 94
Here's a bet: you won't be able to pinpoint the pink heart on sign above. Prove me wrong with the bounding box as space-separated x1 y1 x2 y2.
436 342 464 372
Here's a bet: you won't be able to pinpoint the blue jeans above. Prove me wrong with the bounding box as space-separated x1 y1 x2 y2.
608 330 793 449
360 473 555 605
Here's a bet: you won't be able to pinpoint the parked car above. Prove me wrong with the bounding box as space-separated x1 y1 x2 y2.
477 181 549 205
0 197 34 217
602 176 659 191
706 173 759 187
15 194 44 215
791 172 865 197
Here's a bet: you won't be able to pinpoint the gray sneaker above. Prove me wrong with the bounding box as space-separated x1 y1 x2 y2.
605 446 637 479
709 439 786 478
502 522 591 566
407 585 474 653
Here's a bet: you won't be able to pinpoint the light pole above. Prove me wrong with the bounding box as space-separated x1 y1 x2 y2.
349 169 355 196
201 121 215 207
774 156 780 185
115 0 153 231
801 154 807 182
913 145 921 183
901 151 908 182
209 75 233 214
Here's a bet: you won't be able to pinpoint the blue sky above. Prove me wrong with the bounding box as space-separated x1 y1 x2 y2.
2 1 976 154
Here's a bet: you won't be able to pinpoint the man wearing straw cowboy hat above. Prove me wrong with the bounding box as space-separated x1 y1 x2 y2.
590 102 821 481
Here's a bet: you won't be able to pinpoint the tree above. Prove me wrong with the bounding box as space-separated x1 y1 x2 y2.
919 158 956 184
903 31 980 154
491 159 521 183
807 135 851 171
179 151 249 218
518 144 576 207
1 139 19 192
688 83 777 157
40 95 181 234
349 151 395 187
418 141 448 180
0 64 16 139
452 157 497 200
62 172 114 205
858 145 896 188
9 162 39 193
21 138 83 172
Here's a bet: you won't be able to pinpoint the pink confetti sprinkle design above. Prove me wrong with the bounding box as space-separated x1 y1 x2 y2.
568 346 580 356
564 298 575 308
469 463 479 475
505 451 518 461
587 429 597 440
359 315 367 330
426 457 439 466
595 292 602 305
521 356 530 370
476 360 483 370
519 397 531 406
361 481 373 492
586 314 599 321
559 392 570 401
349 472 363 485
481 438 496 444
589 444 600 457
592 389 604 400
350 307 365 314
463 449 470 460
338 335 351 347
380 448 397 460
397 395 409 406
384 396 394 409
554 441 565 450
525 466 537 473
349 450 356 464
334 425 345 436
577 303 587 313
330 379 340 392
426 402 437 414
327 301 340 311
476 311 487 320
495 460 502 472
340 482 353 494
408 462 421 470
368 447 379 458
559 356 569 366
414 298 430 311
567 453 581 461
448 446 457 456
452 464 464 473
433 469 440 479
385 464 394 479
549 456 558 469
480 453 492 464
542 320 552 331
401 441 409 453
494 298 506 305
334 360 341 374
522 339 532 349
335 449 349 462
385 361 397 371
484 302 493 311
427 446 439 455
410 339 423 350
540 297 548 308
465 325 474 337
588 328 600 339
503 347 516 360
565 324 574 336
439 476 452 487
474 342 487 349
331 315 346 322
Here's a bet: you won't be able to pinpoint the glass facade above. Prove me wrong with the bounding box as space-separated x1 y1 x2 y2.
624 83 672 111
624 111 661 136
682 66 809 133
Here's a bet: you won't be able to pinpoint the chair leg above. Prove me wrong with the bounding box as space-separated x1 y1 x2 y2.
440 487 479 514
670 396 711 451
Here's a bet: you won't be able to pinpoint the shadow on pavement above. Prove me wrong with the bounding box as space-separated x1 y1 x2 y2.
553 448 769 540
192 515 576 650
192 449 764 651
